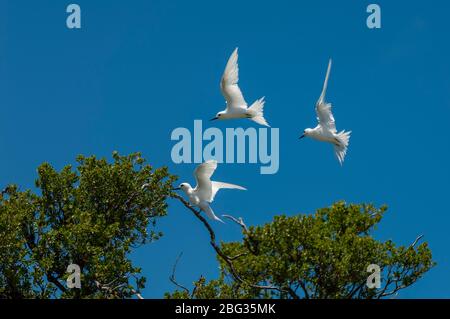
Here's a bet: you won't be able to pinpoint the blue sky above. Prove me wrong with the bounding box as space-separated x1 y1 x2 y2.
0 0 449 298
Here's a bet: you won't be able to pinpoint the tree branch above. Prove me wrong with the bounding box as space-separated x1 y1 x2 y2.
298 280 310 299
409 234 424 249
222 214 249 233
95 274 144 299
169 252 190 295
173 193 298 298
47 273 67 294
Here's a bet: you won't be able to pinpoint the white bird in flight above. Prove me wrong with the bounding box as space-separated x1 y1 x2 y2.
210 48 270 127
300 59 351 165
174 160 246 223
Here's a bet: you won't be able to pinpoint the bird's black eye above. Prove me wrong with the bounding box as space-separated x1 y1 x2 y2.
218 114 221 117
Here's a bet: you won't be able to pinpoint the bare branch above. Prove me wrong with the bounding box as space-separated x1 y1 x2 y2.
298 280 310 299
130 288 144 300
169 252 190 295
191 275 203 298
222 214 249 233
409 234 424 249
285 286 300 300
95 274 145 299
228 252 248 261
46 273 67 294
376 266 393 299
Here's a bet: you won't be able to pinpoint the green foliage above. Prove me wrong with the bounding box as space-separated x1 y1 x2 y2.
0 152 176 298
166 202 435 299
0 154 434 300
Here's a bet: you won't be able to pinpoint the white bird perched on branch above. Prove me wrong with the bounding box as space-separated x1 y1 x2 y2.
210 48 270 127
174 160 246 223
300 59 351 165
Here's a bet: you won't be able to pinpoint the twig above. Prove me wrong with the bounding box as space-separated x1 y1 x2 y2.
409 235 424 249
228 252 248 261
191 275 203 298
376 266 393 299
47 273 67 294
130 288 144 299
95 274 145 299
222 215 249 232
169 252 190 295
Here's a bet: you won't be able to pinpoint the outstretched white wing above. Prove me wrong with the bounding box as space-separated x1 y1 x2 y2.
220 48 247 112
194 160 217 201
210 181 246 202
315 59 336 132
316 102 336 132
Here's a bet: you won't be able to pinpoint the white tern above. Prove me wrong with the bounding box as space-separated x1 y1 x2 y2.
300 59 351 165
174 160 246 223
210 48 269 127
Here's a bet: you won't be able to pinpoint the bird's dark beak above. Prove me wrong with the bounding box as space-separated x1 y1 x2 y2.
172 187 181 191
210 117 218 121
299 134 305 139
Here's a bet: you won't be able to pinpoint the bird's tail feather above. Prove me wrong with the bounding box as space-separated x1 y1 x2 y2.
200 201 225 223
248 97 270 127
334 130 351 165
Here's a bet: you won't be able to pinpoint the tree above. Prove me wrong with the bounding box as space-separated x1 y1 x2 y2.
0 152 176 298
0 153 435 299
166 201 435 299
